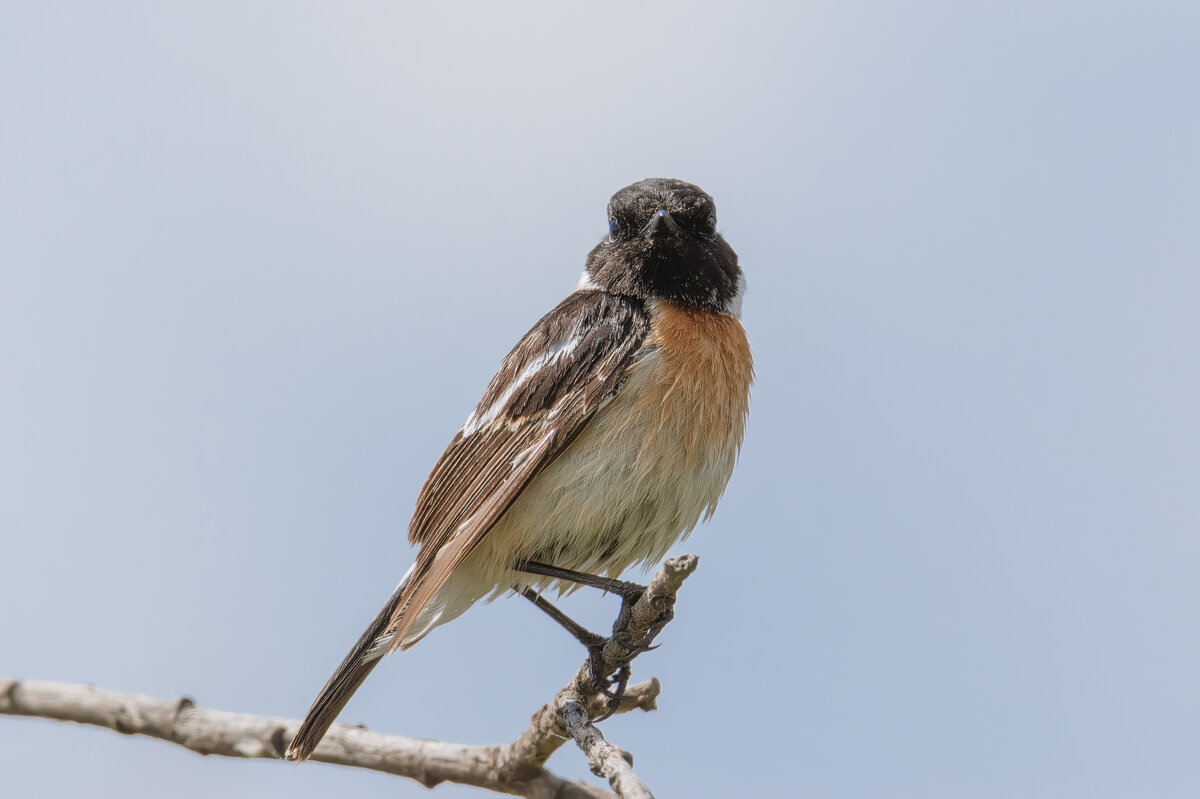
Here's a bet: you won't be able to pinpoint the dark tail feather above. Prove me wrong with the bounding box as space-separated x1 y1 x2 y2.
286 579 408 762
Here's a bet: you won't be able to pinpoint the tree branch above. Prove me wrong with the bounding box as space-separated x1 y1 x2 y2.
1 554 699 798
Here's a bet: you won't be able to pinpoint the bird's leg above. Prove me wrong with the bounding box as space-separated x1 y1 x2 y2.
515 560 647 626
515 559 645 596
517 587 621 708
516 560 672 651
517 586 606 650
515 561 676 717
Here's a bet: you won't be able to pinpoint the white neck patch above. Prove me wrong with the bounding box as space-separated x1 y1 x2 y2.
725 272 746 318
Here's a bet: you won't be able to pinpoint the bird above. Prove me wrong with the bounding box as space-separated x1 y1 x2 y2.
286 177 753 762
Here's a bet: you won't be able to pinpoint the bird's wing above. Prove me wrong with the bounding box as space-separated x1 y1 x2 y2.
386 289 652 651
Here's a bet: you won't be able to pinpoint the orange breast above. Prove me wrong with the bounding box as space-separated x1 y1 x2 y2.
640 301 754 466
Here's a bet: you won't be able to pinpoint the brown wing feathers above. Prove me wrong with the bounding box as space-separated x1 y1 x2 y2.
387 429 557 651
390 291 651 648
286 290 650 762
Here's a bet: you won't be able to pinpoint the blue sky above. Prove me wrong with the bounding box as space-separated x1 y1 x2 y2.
2 2 1198 797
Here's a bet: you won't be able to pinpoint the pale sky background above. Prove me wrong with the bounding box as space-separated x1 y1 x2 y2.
2 2 1198 797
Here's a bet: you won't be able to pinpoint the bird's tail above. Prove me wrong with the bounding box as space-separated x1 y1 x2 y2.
285 576 409 763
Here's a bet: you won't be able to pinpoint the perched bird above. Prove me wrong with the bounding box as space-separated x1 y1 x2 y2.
287 177 753 762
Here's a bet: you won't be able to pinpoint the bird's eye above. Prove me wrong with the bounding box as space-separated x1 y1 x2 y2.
705 216 718 238
607 218 620 241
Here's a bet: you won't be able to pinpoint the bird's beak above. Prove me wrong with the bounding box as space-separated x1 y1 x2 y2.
643 208 680 239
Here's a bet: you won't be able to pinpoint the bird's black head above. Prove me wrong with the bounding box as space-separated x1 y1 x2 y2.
584 178 742 314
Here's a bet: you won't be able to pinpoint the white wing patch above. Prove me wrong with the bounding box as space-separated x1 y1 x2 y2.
450 515 474 540
462 333 585 436
511 430 554 469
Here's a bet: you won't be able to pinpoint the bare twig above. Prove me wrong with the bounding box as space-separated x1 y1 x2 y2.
559 700 654 799
0 676 613 798
0 554 700 798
